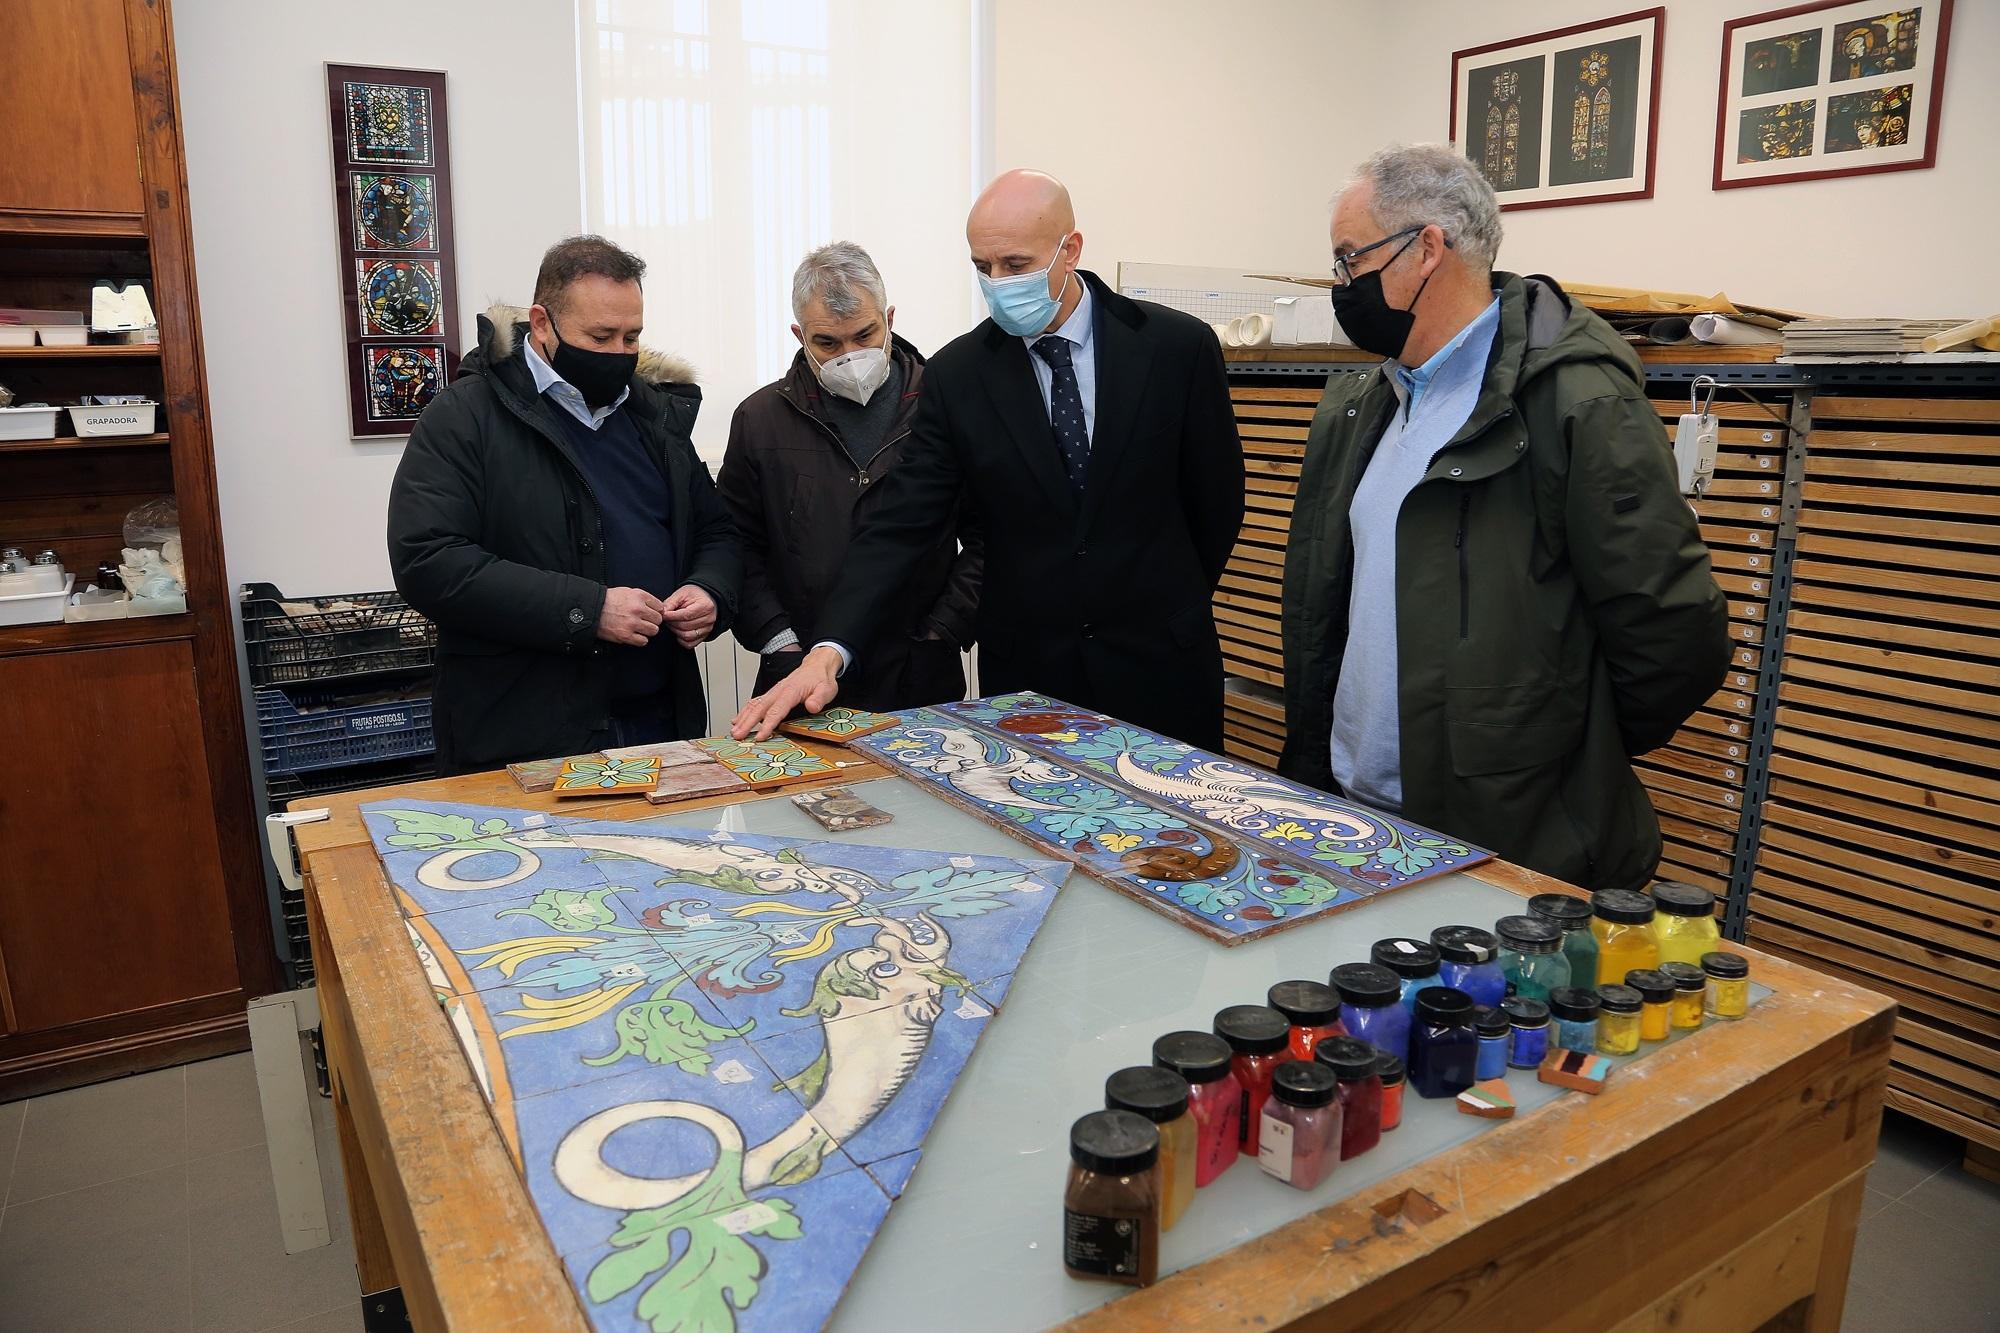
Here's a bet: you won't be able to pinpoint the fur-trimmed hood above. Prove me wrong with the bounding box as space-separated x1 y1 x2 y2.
479 302 698 386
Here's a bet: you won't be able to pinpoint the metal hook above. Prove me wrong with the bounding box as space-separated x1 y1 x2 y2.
1691 375 1719 417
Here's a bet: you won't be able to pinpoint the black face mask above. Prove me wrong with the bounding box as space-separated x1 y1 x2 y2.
1329 233 1434 361
544 314 639 410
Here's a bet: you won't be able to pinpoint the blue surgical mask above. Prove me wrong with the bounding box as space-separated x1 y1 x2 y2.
978 233 1074 336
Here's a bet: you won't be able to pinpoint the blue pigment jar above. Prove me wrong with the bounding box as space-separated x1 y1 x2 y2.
1431 926 1506 1007
1502 996 1550 1069
1330 962 1411 1063
1407 987 1479 1099
1473 1005 1510 1080
1369 938 1442 1013
1548 986 1603 1053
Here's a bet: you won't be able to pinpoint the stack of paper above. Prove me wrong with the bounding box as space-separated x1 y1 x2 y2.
1782 318 1967 356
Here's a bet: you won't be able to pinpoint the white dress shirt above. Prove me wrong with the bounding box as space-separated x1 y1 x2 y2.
524 332 630 431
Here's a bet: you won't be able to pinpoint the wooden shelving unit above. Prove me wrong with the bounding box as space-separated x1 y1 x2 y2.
0 431 168 453
0 342 159 358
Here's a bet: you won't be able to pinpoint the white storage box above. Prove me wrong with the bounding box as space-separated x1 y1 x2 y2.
0 325 33 347
0 573 73 626
69 401 157 437
0 406 60 440
34 326 89 347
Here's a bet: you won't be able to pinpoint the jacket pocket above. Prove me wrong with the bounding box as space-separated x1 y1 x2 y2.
1444 681 1583 776
1166 603 1213 650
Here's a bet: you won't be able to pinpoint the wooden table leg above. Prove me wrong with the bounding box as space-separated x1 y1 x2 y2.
1797 1171 1869 1333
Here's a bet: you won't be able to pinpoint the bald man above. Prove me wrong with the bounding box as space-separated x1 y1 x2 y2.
734 170 1243 747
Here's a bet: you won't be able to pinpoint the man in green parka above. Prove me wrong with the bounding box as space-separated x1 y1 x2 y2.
1280 144 1729 892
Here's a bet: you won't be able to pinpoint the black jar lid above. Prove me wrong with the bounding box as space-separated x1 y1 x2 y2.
1624 969 1675 1004
1267 979 1341 1029
1494 914 1563 955
1597 982 1643 1013
1548 987 1602 1022
1152 1030 1233 1084
1372 1051 1406 1086
1528 892 1593 929
1592 889 1657 925
1313 1036 1378 1082
1330 961 1402 1008
1661 961 1707 992
1070 1109 1159 1174
1501 996 1550 1028
1214 1004 1290 1056
1702 951 1750 979
1413 986 1475 1026
1369 937 1441 979
1473 1004 1511 1037
1430 924 1499 965
1270 1059 1339 1108
1653 881 1717 918
1105 1066 1190 1123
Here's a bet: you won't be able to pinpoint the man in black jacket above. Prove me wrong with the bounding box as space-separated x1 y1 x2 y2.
716 241 980 710
732 170 1243 747
388 235 740 774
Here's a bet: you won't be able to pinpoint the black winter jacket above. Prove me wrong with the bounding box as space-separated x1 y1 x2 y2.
387 306 740 773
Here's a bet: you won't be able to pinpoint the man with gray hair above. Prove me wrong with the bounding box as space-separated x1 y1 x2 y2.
715 241 980 709
1279 143 1728 891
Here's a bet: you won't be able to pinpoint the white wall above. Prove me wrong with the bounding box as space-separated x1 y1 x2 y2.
994 0 1998 318
178 0 583 597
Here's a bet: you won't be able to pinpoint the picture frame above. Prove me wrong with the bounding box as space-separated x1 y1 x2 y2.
1714 1 1953 190
325 64 461 438
1450 8 1665 211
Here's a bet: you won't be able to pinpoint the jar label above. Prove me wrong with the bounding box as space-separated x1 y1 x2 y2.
1064 1208 1144 1277
1257 1114 1295 1181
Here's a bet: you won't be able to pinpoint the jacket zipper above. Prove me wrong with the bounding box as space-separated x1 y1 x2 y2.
1455 487 1471 640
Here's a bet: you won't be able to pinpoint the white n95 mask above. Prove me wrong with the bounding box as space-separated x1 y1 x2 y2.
811 341 893 406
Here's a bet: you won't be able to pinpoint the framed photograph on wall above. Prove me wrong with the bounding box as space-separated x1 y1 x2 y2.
1450 9 1665 211
1715 1 1953 189
325 64 460 438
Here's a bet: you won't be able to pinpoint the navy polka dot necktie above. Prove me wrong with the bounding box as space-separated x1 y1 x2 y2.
1032 336 1089 494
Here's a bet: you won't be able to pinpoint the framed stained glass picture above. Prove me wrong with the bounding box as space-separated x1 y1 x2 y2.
327 65 459 437
1714 1 1953 190
1450 9 1664 211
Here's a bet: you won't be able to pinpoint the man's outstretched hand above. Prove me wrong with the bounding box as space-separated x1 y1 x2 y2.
731 644 843 740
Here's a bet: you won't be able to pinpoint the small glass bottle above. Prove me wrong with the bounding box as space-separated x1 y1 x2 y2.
1503 996 1551 1068
1494 914 1572 1001
1369 937 1442 1013
1591 889 1661 986
1330 961 1412 1062
1151 1030 1241 1187
1548 986 1603 1053
1407 987 1479 1099
1317 1037 1384 1159
1651 881 1722 968
1530 892 1598 990
1214 1005 1291 1157
1596 983 1643 1055
1105 1066 1195 1231
1267 979 1345 1061
1431 925 1506 1007
1661 961 1707 1030
1473 1005 1511 1080
1703 951 1751 1019
1625 968 1675 1042
1063 1110 1160 1287
1257 1060 1342 1190
1373 1051 1407 1131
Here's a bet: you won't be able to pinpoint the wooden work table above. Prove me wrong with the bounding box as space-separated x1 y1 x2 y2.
296 758 1893 1332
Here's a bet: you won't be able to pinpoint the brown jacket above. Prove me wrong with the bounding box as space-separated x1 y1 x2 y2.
716 336 981 710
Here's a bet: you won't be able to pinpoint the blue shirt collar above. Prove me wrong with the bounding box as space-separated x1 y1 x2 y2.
524 329 630 430
1392 295 1501 410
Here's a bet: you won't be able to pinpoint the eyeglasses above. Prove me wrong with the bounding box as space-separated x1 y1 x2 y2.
1331 225 1450 287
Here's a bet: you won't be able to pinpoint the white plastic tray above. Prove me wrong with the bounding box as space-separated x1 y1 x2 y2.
0 573 74 626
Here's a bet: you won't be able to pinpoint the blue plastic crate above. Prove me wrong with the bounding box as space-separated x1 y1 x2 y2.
257 686 434 775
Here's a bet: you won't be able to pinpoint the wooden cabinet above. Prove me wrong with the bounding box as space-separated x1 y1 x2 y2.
0 0 278 1096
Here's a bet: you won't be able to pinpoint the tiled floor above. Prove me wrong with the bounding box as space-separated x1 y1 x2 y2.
0 1057 1994 1331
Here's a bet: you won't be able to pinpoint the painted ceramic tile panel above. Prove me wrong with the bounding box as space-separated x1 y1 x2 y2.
363 801 1066 1332
692 736 838 788
602 739 710 767
644 761 750 804
778 707 902 744
851 710 1377 943
555 755 663 797
934 692 1490 889
510 754 597 793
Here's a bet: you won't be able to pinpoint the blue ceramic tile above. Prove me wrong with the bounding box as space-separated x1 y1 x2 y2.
375 832 609 916
361 798 577 857
407 885 670 997
864 1149 923 1201
557 1164 892 1333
